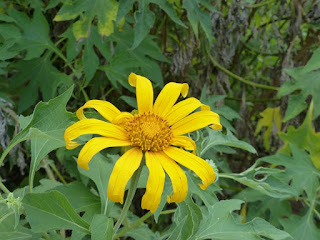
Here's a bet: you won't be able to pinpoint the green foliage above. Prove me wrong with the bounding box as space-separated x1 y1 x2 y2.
1 0 320 239
278 47 320 120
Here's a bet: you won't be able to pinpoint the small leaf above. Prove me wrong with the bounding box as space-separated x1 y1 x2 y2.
201 129 257 156
22 191 90 234
255 107 282 150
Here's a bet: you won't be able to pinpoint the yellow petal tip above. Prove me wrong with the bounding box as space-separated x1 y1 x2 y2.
210 123 222 130
201 104 211 111
128 73 137 86
181 83 189 98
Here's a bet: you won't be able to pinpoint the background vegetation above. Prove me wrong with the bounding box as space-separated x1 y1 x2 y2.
1 0 320 239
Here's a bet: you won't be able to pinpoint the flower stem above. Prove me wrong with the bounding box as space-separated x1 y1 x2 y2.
0 178 10 195
112 163 143 238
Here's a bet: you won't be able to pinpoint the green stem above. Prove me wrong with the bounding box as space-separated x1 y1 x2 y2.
114 209 176 239
112 164 143 238
49 162 67 184
205 46 278 91
114 211 153 239
0 179 10 195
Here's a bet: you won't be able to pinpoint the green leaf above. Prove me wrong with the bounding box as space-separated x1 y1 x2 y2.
7 9 62 60
255 107 282 150
170 195 202 239
235 189 292 227
301 47 320 73
201 129 257 156
279 102 320 169
222 165 295 199
278 49 320 119
90 214 113 240
193 200 291 240
183 0 213 42
78 153 118 216
22 191 90 234
54 182 100 212
280 212 320 240
150 0 186 28
0 203 36 240
54 0 119 39
11 55 73 113
261 144 320 201
0 86 75 190
0 23 21 60
132 2 155 49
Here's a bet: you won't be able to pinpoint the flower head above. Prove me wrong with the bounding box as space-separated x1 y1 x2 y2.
64 73 222 213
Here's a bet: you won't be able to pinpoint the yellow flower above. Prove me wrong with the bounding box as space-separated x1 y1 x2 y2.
64 73 222 213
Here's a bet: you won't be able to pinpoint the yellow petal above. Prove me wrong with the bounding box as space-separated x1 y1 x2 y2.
164 147 215 190
141 151 165 213
171 136 196 153
171 110 222 136
165 97 201 125
77 137 131 170
157 152 188 203
153 82 189 117
64 119 128 150
111 112 133 126
107 148 143 204
76 100 120 122
128 73 153 114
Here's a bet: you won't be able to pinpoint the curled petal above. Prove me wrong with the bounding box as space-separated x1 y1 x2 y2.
76 100 120 122
158 153 188 203
153 82 189 117
129 73 153 114
165 98 201 126
64 119 128 149
171 111 222 136
112 112 133 126
164 147 215 190
171 136 196 153
107 148 143 204
77 137 131 170
141 151 165 213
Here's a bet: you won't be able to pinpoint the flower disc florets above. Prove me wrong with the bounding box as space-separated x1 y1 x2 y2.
125 112 173 151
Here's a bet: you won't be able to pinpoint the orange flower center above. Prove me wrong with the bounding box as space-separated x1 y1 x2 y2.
125 112 173 151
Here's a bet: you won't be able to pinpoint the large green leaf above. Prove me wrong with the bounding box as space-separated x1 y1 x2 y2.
6 9 62 60
278 48 320 120
0 23 21 60
261 144 320 201
11 55 72 113
0 86 75 190
54 0 119 39
193 200 291 240
278 102 320 169
22 191 90 234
